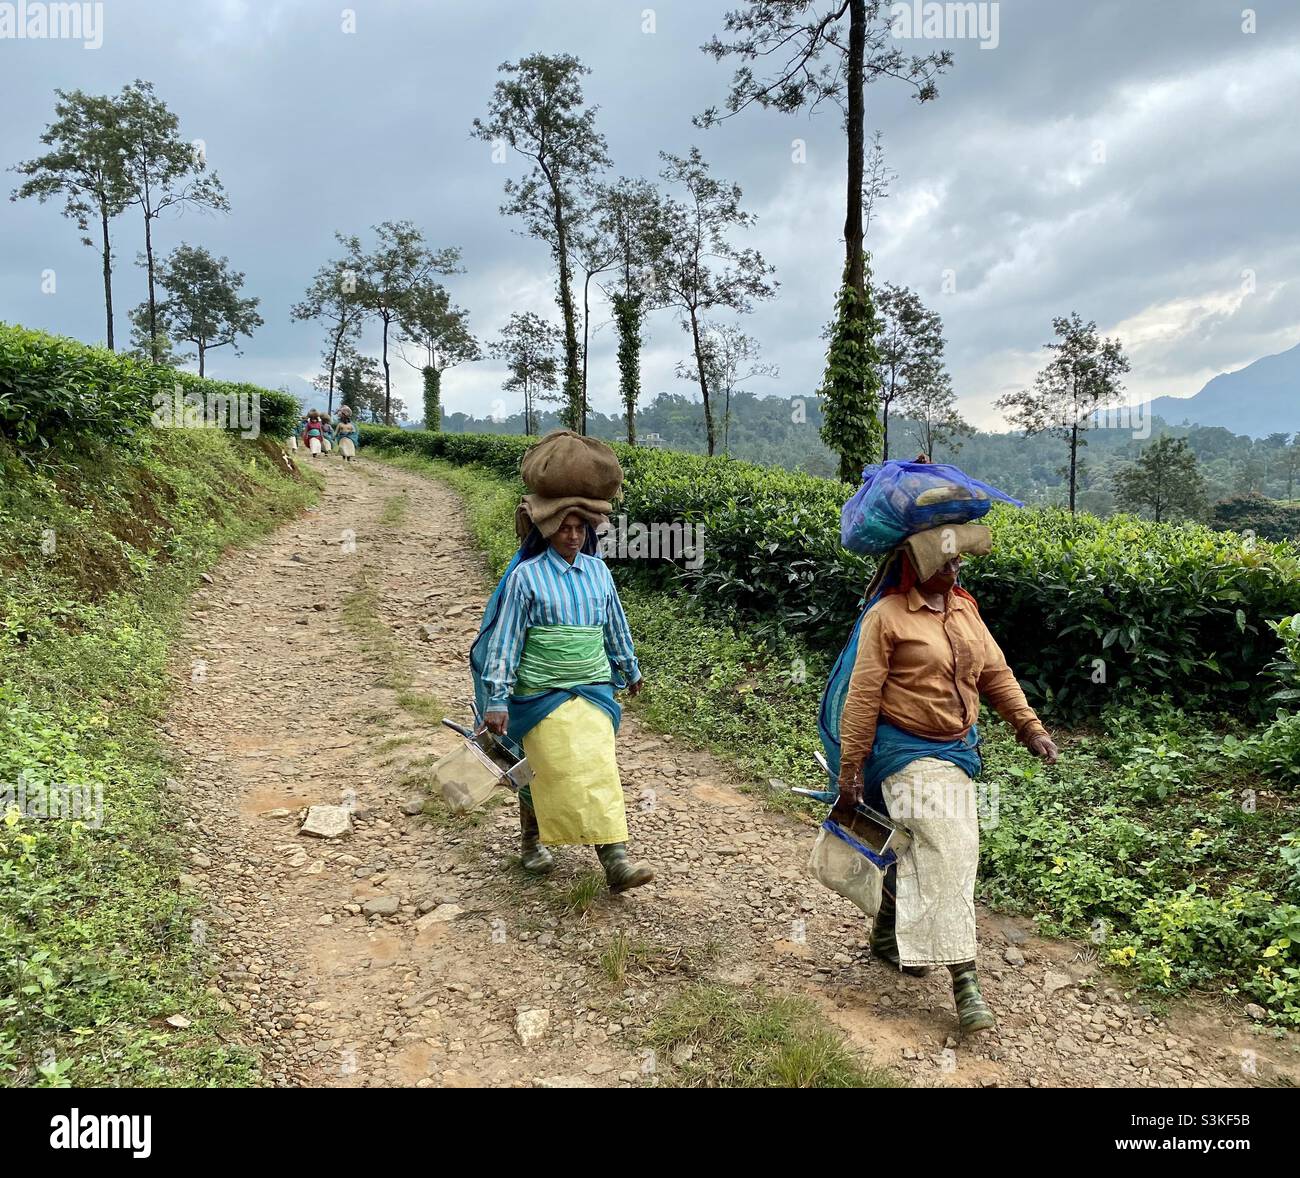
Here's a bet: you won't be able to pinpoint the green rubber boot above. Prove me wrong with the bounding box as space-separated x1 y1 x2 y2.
950 962 996 1034
518 798 554 874
595 843 654 894
871 884 929 977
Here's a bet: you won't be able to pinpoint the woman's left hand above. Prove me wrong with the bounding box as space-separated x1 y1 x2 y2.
628 678 644 698
1027 733 1059 765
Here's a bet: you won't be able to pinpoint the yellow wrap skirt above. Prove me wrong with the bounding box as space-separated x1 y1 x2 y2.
521 696 627 845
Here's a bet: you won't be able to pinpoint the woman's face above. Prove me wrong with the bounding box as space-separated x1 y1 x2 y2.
920 555 963 594
551 513 586 561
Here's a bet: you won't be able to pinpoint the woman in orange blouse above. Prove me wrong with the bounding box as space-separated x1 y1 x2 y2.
837 543 1058 1033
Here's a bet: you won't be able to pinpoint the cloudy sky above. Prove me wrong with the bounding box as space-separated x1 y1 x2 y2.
2 0 1297 429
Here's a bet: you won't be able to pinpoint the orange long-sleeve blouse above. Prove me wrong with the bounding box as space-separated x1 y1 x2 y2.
838 587 1048 785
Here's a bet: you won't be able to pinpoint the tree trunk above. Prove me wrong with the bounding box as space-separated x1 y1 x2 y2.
690 310 716 456
613 290 642 446
544 168 582 432
844 0 866 303
581 269 593 436
1069 422 1079 514
143 209 159 363
99 200 115 351
382 314 392 426
198 341 205 379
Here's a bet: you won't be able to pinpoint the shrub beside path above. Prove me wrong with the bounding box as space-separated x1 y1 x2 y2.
165 456 1297 1088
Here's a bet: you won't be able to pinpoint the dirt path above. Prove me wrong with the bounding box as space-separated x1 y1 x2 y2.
164 456 1297 1088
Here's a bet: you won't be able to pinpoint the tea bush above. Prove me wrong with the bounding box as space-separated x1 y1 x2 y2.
361 425 1300 719
0 323 301 456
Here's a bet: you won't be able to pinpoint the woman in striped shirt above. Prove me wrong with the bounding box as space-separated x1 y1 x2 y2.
481 511 653 893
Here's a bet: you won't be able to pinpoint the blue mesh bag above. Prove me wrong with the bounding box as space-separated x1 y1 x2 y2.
840 460 1022 555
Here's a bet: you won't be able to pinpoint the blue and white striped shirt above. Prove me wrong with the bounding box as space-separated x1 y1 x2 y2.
482 547 641 710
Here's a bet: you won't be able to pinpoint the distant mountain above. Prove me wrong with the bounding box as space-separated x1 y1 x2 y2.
1144 341 1300 438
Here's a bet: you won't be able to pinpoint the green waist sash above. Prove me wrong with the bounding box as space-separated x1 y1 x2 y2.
515 624 611 696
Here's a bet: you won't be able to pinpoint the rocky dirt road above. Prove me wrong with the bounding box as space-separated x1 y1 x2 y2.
163 456 1298 1088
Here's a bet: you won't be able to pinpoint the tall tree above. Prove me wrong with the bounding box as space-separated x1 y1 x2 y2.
471 54 611 432
818 255 882 480
699 2 949 465
676 322 776 456
335 347 400 423
899 361 972 460
125 303 184 367
654 148 776 456
11 89 131 349
398 280 480 431
148 244 262 377
291 249 368 415
1113 436 1208 523
115 80 229 363
344 221 461 425
594 177 667 444
875 282 944 460
491 312 561 436
995 312 1131 514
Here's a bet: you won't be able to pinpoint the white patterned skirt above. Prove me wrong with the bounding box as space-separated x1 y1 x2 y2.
882 757 980 967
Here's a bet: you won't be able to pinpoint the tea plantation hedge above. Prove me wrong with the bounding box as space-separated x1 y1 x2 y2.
360 424 1300 719
0 322 301 454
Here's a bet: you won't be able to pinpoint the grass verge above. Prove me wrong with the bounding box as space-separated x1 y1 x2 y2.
643 983 901 1088
0 429 319 1086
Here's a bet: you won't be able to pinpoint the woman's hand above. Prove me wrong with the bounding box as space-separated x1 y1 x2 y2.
628 677 644 698
837 766 864 809
484 711 508 736
1026 733 1059 765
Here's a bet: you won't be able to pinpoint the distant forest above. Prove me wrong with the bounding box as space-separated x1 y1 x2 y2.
438 390 1300 514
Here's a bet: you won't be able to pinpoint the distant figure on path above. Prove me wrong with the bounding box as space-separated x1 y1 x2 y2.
332 406 358 461
301 410 326 457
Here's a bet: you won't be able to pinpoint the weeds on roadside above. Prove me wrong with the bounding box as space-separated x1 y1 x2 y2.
644 983 901 1089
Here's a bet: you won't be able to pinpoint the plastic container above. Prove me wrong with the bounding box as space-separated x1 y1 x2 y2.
808 820 885 916
432 740 503 815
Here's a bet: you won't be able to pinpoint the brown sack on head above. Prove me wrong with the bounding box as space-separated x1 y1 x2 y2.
515 494 613 540
520 429 624 501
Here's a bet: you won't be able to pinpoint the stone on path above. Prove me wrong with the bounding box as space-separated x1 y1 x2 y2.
515 1008 550 1047
415 904 463 930
1002 946 1025 967
1043 969 1074 998
299 804 353 839
362 895 400 917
